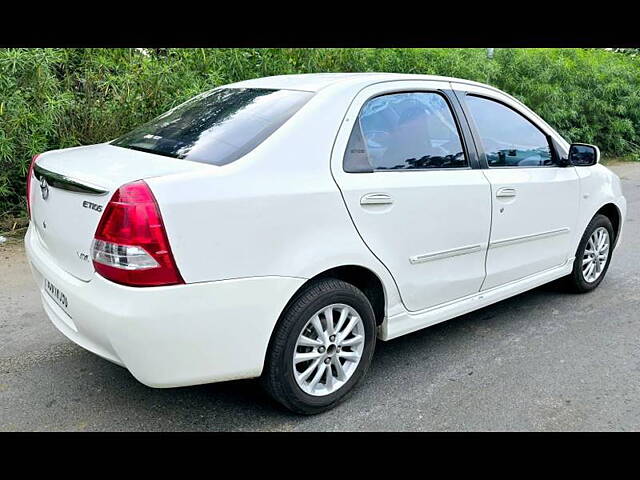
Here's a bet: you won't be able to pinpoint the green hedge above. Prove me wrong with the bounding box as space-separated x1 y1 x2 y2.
2 48 639 217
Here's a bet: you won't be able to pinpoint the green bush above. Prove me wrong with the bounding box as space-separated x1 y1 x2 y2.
1 48 639 218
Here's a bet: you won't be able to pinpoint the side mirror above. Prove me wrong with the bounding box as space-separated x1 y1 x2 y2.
569 143 600 166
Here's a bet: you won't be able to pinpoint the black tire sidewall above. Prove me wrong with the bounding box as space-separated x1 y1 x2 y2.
267 279 376 414
571 214 614 292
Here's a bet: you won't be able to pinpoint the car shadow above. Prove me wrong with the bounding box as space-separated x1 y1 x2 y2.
30 283 576 431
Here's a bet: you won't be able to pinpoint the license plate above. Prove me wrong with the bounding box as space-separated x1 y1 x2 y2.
44 277 69 313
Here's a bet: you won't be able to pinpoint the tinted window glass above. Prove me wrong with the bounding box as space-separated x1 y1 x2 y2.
344 92 467 172
112 88 313 166
465 95 554 167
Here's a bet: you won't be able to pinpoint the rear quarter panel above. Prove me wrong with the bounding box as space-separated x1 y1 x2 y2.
146 84 404 317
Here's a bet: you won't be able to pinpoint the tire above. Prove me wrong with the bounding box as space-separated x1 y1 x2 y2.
562 214 614 293
261 278 377 414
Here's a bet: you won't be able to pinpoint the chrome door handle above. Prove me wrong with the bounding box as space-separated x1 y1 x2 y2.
496 187 517 198
360 193 394 205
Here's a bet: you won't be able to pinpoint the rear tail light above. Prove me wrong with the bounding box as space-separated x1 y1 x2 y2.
91 180 184 287
26 154 40 219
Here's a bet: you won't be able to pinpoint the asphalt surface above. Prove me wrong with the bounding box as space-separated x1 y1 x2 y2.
1 163 639 431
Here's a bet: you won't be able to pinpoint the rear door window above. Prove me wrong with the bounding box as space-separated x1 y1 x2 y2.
344 92 467 172
112 88 313 166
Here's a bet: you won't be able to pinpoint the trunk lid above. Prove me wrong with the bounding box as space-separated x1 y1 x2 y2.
29 143 211 281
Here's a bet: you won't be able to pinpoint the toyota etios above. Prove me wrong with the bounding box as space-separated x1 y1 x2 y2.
25 73 626 413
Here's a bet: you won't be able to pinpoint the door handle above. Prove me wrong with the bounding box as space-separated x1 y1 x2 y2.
496 187 517 198
360 193 394 205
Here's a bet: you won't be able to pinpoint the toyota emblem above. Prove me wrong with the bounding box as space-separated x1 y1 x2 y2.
40 177 49 200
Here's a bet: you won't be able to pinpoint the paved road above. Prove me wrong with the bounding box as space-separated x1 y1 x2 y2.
1 164 639 431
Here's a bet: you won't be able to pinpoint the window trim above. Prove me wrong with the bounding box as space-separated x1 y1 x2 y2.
343 89 474 173
458 92 562 169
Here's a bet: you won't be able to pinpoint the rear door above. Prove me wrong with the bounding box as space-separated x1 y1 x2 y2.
331 81 492 312
453 84 579 290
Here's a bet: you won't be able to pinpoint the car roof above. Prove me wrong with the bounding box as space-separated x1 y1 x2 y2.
225 72 568 151
225 72 496 93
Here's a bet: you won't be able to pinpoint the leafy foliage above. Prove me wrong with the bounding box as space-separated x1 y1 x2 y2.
2 48 640 216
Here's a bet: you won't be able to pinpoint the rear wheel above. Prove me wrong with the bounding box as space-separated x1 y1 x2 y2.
261 278 376 414
563 214 614 293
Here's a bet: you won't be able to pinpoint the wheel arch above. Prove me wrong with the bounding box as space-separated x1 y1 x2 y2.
286 265 387 327
261 264 387 375
311 265 387 326
595 202 622 247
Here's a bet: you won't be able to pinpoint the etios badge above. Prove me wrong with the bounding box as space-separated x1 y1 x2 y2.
40 177 49 200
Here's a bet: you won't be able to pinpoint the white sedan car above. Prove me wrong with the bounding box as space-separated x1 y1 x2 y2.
25 73 626 414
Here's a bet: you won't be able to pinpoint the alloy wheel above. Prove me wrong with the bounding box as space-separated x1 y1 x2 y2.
292 303 365 396
582 226 610 283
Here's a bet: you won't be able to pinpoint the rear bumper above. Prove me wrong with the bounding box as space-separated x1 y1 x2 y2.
25 225 305 387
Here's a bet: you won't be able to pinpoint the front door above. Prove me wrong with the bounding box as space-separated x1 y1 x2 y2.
460 92 580 290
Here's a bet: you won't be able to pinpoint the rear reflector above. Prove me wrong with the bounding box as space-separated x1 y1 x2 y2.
91 180 184 287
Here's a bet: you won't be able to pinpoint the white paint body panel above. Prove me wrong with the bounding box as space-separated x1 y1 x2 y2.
330 80 492 311
481 166 579 289
25 224 305 386
29 144 211 281
574 163 627 248
25 73 627 387
334 169 491 311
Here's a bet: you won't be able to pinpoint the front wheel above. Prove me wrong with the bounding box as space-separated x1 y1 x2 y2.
261 278 377 414
563 214 614 293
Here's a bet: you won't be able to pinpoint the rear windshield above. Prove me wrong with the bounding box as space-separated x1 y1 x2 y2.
111 88 313 166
